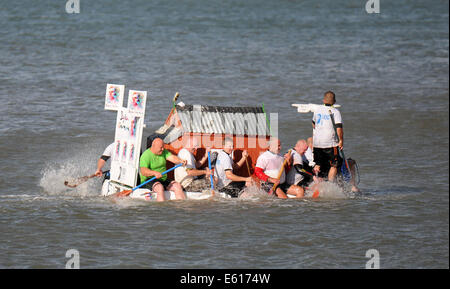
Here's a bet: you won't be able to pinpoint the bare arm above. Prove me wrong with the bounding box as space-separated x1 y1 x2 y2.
233 150 248 170
95 158 107 177
186 168 211 177
196 153 209 168
337 127 344 149
140 167 163 179
225 170 251 183
167 154 187 166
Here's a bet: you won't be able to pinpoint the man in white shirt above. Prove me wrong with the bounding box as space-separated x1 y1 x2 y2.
215 137 252 197
286 139 317 189
175 137 212 192
312 91 344 182
94 142 116 180
305 137 315 166
255 138 304 198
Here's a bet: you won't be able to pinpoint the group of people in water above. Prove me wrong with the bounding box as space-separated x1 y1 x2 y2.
95 91 360 201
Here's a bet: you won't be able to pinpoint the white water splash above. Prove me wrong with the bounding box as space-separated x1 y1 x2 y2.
305 181 349 199
238 185 273 201
39 143 105 197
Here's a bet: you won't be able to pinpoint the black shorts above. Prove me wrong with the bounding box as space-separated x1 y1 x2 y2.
313 147 343 178
219 182 246 198
260 182 289 194
141 178 174 191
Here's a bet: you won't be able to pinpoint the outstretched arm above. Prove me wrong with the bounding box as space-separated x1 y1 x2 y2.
186 167 211 177
225 170 251 183
167 154 187 166
95 158 107 177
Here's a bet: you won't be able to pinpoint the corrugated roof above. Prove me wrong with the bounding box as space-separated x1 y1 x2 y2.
175 104 270 136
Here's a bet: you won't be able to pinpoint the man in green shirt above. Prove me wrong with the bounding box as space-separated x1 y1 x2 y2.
140 138 187 201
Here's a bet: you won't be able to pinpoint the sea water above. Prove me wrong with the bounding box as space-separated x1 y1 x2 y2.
0 0 448 268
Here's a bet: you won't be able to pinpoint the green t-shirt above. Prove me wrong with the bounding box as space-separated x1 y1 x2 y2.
139 149 172 183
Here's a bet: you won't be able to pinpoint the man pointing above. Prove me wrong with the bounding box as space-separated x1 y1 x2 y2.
312 91 343 182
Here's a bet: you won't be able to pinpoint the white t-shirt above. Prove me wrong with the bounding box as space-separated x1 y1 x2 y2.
255 150 285 184
312 105 342 148
102 143 118 162
175 148 197 188
286 150 304 185
304 147 315 167
214 150 234 189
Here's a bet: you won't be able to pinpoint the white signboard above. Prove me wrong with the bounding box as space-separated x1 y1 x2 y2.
110 107 145 187
105 84 125 111
104 86 148 188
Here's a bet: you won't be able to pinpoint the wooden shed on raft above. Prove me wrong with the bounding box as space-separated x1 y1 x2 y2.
149 102 272 177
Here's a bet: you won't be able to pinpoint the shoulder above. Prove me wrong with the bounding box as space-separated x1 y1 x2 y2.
141 149 152 158
256 151 271 165
218 150 229 159
103 143 115 155
217 150 232 164
178 148 190 157
178 149 194 161
257 151 268 160
106 142 115 150
332 107 342 122
140 149 153 164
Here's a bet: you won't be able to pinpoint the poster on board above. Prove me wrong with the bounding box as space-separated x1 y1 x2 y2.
127 90 147 116
105 84 125 111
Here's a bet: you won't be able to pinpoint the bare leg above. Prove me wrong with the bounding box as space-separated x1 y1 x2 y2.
275 187 288 199
153 183 165 202
168 181 186 200
347 159 360 192
328 166 338 182
286 185 304 198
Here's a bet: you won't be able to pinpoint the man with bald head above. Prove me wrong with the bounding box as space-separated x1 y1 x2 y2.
286 139 317 191
312 91 344 182
254 138 304 198
139 138 187 201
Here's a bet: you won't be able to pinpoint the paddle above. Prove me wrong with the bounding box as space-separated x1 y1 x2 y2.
328 108 352 180
64 171 107 188
268 149 292 195
208 151 215 196
244 154 252 177
114 163 183 197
